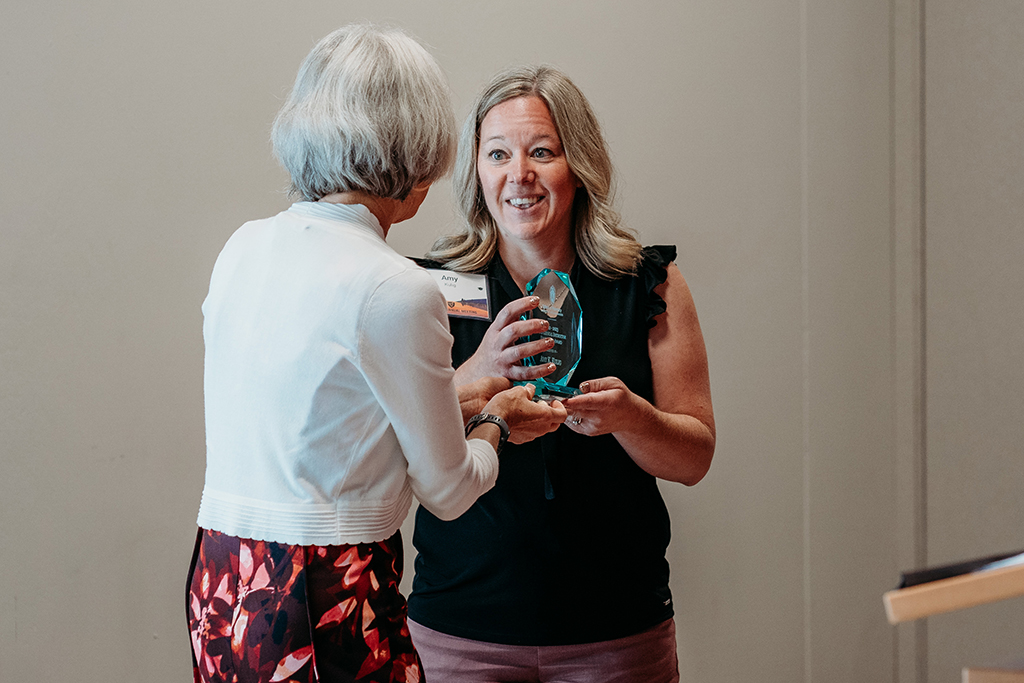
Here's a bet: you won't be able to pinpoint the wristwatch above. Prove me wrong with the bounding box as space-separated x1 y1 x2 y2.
465 413 510 456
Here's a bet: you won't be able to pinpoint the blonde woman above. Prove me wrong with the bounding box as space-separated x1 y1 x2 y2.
409 66 715 683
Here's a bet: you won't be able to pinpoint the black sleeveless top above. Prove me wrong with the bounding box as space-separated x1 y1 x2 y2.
409 246 677 645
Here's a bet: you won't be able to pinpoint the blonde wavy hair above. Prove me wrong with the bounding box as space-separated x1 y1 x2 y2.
427 66 642 279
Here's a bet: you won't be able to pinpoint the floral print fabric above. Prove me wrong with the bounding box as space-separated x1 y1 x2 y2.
187 528 421 683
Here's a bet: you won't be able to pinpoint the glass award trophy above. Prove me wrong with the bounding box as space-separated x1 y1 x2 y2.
520 269 582 400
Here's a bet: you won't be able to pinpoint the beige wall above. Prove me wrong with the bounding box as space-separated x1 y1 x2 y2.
1 1 1019 681
924 2 1024 681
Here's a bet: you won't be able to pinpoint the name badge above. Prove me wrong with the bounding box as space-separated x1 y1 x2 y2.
423 268 491 320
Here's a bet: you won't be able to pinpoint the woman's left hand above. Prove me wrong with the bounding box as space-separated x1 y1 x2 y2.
561 377 643 437
560 262 716 486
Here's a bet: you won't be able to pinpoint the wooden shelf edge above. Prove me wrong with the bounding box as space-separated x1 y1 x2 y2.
962 664 1024 683
884 562 1024 624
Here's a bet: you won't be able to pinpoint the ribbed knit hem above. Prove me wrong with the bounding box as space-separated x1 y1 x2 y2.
196 485 414 546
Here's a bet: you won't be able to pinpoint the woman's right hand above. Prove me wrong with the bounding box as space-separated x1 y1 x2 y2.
454 296 558 385
482 383 567 445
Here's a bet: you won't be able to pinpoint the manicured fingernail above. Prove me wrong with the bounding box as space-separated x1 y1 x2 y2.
580 382 590 393
548 364 557 372
531 296 540 305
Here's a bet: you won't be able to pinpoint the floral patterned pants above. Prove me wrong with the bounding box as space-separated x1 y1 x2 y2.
187 528 422 683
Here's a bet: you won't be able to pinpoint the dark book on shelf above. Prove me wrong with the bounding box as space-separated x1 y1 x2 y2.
898 549 1024 589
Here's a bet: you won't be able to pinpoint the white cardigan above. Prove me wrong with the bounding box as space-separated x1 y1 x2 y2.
197 202 498 546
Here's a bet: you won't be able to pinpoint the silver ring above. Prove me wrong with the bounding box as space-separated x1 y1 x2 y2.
571 416 582 425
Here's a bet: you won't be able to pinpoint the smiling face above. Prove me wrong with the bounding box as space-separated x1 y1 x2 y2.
476 96 581 252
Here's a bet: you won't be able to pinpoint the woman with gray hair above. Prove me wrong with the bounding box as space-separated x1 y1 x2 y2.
408 66 716 682
186 28 565 683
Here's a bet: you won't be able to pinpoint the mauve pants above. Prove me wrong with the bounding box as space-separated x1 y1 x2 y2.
407 618 679 683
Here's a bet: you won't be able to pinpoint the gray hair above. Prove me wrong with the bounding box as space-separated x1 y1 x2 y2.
271 24 455 202
428 65 642 279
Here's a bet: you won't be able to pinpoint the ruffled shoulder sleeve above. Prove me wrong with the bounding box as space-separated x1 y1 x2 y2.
639 245 677 328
